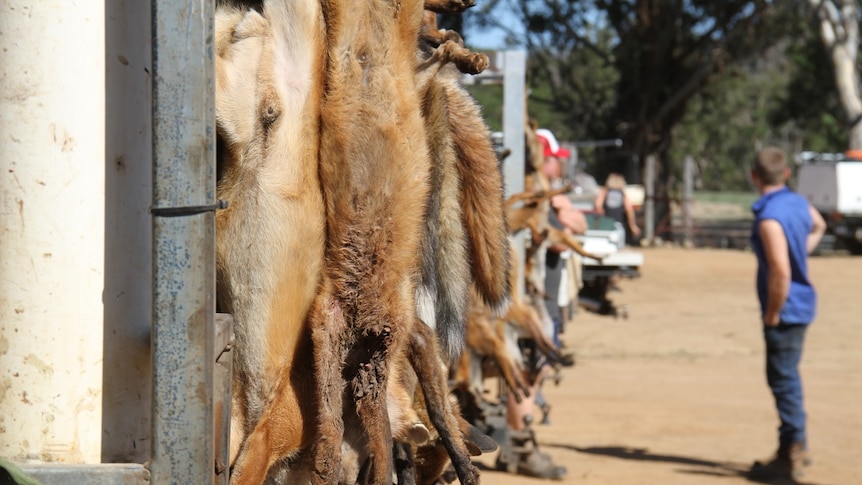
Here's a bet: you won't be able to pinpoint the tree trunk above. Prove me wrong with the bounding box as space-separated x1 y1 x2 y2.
811 0 862 149
830 36 862 149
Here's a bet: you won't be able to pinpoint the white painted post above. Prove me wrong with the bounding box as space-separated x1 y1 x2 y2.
503 50 526 201
0 0 105 464
503 50 527 297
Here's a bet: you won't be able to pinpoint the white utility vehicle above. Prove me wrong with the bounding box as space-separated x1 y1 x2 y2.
572 213 643 319
796 151 862 254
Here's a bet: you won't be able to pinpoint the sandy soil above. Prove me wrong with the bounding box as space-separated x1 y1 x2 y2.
474 247 862 485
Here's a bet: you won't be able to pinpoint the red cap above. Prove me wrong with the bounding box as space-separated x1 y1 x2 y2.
536 128 571 158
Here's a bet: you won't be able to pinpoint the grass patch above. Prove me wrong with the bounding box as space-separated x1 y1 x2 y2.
693 191 757 207
685 191 757 221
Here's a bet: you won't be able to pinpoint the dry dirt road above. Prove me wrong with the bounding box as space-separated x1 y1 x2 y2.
475 247 861 485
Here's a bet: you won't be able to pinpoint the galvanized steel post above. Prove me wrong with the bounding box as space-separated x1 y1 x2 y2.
150 1 217 483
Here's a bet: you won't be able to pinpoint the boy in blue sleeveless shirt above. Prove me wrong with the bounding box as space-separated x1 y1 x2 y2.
748 147 826 480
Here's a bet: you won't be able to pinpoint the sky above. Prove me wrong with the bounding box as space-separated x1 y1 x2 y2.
460 7 525 51
465 24 509 50
464 24 510 51
460 5 609 51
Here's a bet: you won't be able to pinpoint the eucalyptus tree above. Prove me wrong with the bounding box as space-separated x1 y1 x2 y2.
466 0 789 237
468 0 782 163
808 0 862 150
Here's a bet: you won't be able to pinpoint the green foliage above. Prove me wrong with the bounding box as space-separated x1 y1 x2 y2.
525 25 620 143
670 60 786 191
670 7 849 191
692 191 758 221
694 191 758 206
767 13 847 153
465 83 504 133
460 0 855 192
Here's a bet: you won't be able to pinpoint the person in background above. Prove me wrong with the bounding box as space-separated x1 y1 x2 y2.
497 128 580 481
748 146 826 481
536 129 586 346
594 172 641 244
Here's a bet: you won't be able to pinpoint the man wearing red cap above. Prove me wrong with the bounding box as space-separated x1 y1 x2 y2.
535 128 587 345
536 128 586 237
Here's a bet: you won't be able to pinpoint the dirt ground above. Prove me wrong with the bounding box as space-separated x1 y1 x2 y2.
474 247 862 485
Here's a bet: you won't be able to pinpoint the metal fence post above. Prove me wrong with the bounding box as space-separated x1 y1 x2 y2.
150 1 217 483
683 155 694 247
644 155 656 244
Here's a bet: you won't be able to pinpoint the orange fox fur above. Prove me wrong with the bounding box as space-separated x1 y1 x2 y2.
409 19 510 485
413 11 510 368
310 0 439 481
417 12 489 76
462 301 532 400
506 188 604 262
456 240 565 406
416 78 471 362
407 368 498 485
441 73 511 312
216 2 506 483
415 14 510 315
422 0 475 14
214 1 326 484
405 322 481 484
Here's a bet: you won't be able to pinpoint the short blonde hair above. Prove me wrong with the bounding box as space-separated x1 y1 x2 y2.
605 173 626 190
753 147 787 185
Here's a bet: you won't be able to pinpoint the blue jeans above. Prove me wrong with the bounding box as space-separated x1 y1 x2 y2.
763 323 808 448
551 318 562 348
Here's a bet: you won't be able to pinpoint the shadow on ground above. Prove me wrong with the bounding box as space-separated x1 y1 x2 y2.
540 443 828 485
